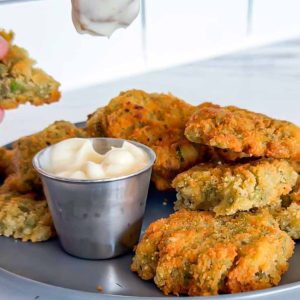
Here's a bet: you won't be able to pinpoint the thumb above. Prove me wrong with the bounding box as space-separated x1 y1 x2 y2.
0 35 9 60
0 109 4 123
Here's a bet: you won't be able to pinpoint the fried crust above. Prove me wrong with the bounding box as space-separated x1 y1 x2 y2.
0 147 14 178
272 178 300 239
86 90 205 190
185 103 300 160
0 192 55 242
0 29 60 109
131 209 294 296
2 121 86 194
172 159 298 215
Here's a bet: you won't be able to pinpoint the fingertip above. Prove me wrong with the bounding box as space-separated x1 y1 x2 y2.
0 108 4 123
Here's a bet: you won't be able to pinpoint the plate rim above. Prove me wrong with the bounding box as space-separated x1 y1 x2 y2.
1 122 300 299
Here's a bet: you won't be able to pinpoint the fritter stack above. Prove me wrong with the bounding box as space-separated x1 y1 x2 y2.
0 121 86 242
132 101 300 296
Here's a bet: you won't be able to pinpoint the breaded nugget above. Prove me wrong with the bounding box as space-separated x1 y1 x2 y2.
0 147 14 177
272 178 300 239
172 159 297 215
0 192 54 242
2 121 86 193
204 146 251 163
291 161 300 173
131 209 294 296
185 103 300 160
86 90 204 190
0 30 60 109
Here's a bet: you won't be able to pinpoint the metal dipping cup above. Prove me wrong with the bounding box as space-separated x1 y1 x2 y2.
32 138 156 259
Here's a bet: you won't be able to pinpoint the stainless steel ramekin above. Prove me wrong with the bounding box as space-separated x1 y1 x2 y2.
33 138 156 259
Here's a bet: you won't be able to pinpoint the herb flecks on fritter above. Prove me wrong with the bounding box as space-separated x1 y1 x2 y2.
0 147 14 178
0 29 60 109
272 177 300 239
131 209 294 296
185 103 300 161
86 89 204 190
172 159 298 216
2 121 86 194
0 192 54 242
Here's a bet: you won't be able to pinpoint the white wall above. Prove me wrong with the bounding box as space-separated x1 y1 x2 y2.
0 0 144 90
1 0 300 91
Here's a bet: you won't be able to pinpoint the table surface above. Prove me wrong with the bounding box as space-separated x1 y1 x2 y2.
1 37 300 145
1 38 300 299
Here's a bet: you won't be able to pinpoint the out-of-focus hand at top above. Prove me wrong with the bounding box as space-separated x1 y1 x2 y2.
0 35 9 60
0 35 9 123
0 109 4 123
71 0 140 37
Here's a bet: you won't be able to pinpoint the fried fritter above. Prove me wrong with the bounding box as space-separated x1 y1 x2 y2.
185 103 300 160
272 178 300 239
0 147 14 178
0 30 60 109
131 209 294 296
86 90 204 190
2 121 86 193
172 159 298 215
291 161 300 173
0 192 54 242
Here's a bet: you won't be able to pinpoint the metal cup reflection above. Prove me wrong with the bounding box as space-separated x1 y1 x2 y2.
33 138 156 259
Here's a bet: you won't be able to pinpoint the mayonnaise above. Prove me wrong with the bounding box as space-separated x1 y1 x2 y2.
71 0 140 37
42 138 148 180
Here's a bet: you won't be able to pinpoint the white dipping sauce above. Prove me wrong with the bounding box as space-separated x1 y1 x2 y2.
71 0 140 37
43 138 148 180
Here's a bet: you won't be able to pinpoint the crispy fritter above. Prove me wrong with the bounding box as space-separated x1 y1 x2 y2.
172 159 298 216
0 192 54 242
0 147 14 178
86 90 204 190
291 161 300 173
185 103 300 160
0 30 60 109
2 121 86 193
272 178 300 239
204 146 251 163
131 209 294 296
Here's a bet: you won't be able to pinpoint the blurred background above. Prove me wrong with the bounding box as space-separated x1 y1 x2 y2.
1 0 300 91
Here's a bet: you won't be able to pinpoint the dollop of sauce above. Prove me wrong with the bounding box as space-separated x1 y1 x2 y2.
42 138 148 180
71 0 140 37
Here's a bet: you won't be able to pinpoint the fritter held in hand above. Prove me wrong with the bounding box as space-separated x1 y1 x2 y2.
131 209 294 296
0 30 60 109
172 159 298 215
0 192 54 242
2 121 86 194
185 103 300 160
86 90 204 190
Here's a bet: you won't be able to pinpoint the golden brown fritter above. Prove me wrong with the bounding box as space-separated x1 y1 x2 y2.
185 103 300 161
0 29 60 109
0 147 14 178
0 192 54 242
272 178 300 239
2 121 86 194
172 159 298 216
291 161 300 173
131 209 294 296
86 90 204 190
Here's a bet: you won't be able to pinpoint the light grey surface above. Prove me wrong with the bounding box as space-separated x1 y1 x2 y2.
1 38 300 298
0 186 300 300
33 138 155 259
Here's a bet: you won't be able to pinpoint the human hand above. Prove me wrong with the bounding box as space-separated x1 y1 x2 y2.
0 35 9 60
0 35 9 123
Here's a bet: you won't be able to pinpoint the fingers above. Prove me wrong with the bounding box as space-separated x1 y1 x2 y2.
0 109 4 123
0 35 9 60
